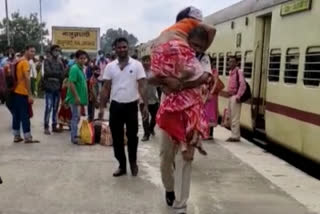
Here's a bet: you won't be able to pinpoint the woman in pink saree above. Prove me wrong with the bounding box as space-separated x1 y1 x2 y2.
203 68 219 140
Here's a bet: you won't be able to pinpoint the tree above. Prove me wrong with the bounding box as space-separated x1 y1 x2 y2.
0 12 48 53
100 28 138 54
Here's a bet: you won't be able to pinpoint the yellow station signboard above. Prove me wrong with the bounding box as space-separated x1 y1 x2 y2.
52 26 100 52
281 0 312 16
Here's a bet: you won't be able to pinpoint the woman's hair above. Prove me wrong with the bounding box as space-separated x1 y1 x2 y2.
176 7 191 22
188 26 208 42
176 6 203 23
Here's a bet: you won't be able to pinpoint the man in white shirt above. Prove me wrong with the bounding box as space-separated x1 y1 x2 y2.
99 37 148 177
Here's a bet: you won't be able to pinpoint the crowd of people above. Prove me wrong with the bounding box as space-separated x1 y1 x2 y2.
0 6 247 214
0 44 118 142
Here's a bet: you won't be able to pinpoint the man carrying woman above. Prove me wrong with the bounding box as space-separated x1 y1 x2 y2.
149 6 216 214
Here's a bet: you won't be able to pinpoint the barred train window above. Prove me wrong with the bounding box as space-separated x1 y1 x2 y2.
226 52 233 76
211 53 217 69
304 47 320 87
244 51 253 78
284 48 299 84
218 53 224 75
268 49 281 82
235 51 242 69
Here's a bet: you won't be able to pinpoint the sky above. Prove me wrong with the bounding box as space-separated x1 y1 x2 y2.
0 0 242 43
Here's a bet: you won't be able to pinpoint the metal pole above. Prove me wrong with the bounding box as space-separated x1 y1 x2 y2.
5 0 10 46
39 0 43 54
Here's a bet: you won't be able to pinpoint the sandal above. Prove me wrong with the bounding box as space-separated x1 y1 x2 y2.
14 136 24 143
196 146 208 156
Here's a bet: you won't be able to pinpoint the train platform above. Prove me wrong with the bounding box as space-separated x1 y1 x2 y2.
0 100 319 214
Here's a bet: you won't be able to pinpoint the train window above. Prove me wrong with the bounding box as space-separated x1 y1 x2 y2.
235 51 242 68
218 53 225 75
284 48 299 84
268 49 281 82
304 47 320 87
244 51 253 78
211 53 217 69
226 52 232 76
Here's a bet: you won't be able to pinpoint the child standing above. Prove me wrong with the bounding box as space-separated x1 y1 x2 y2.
88 66 100 122
58 75 72 130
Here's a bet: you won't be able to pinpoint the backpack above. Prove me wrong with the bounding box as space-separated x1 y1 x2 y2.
4 60 22 93
236 68 252 103
42 58 65 92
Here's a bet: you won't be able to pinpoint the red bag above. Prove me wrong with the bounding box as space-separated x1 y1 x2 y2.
212 78 225 95
100 122 113 146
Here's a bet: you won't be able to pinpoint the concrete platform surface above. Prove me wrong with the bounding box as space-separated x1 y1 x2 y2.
0 100 318 214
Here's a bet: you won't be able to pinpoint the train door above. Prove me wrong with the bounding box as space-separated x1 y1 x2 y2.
252 15 272 134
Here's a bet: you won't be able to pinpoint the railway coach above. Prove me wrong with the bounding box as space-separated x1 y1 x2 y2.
205 0 320 163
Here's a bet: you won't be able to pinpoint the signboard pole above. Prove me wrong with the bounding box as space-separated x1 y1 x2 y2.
5 0 10 46
39 0 43 54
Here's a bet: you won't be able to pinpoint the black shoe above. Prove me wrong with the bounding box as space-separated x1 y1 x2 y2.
44 129 51 135
113 168 127 177
130 164 139 176
165 191 175 207
226 137 241 142
0 176 2 184
52 126 62 133
141 135 149 142
150 130 155 136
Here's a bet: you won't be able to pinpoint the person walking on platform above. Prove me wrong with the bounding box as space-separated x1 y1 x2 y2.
99 37 148 177
149 6 216 214
226 55 246 142
140 55 159 142
11 45 39 144
43 45 65 135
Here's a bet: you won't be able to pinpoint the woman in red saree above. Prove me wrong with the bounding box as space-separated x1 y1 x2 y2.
151 16 216 159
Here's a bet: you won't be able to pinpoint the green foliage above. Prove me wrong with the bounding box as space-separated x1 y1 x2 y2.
100 28 138 54
0 12 48 53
